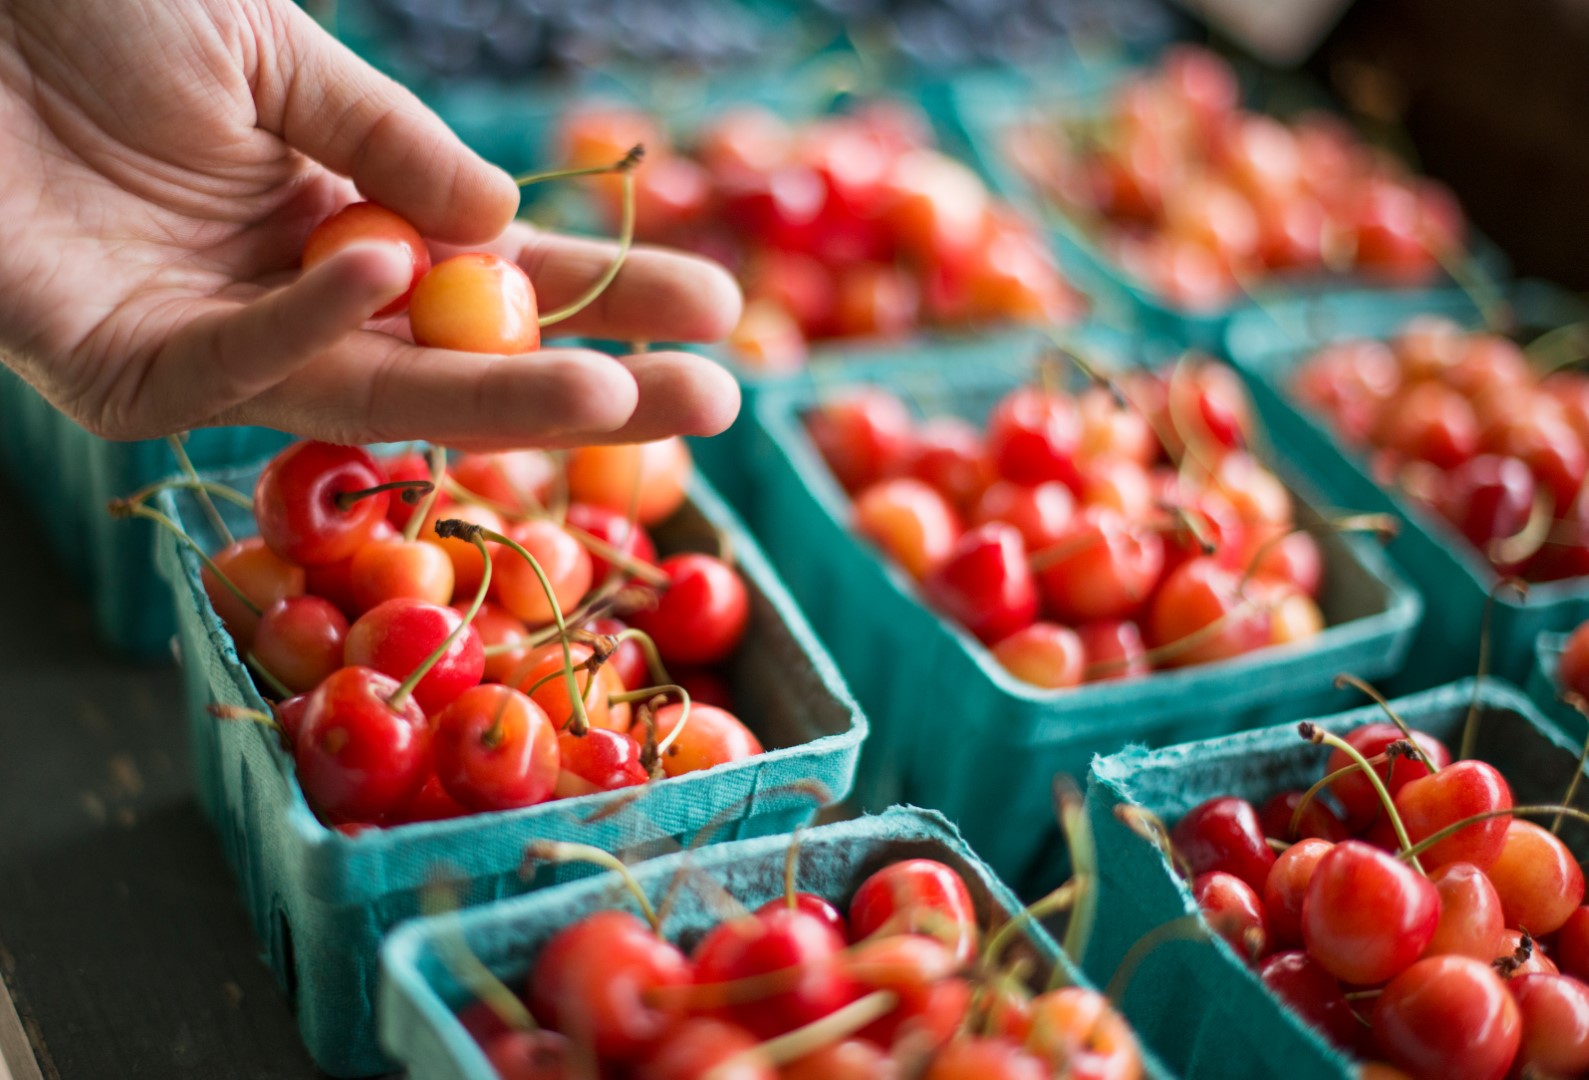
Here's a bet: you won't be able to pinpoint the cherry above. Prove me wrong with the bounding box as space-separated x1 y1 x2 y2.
1496 929 1558 976
301 202 430 318
1075 386 1156 466
565 503 659 585
744 250 836 337
1171 796 1276 894
392 771 468 823
691 907 856 1038
640 1017 772 1080
492 520 592 629
1022 986 1143 1078
921 1037 1046 1080
1511 974 1589 1076
255 441 392 566
511 641 628 733
849 859 978 965
252 596 349 694
1393 760 1512 871
202 537 305 649
566 439 691 527
344 599 485 715
1480 412 1588 513
554 728 648 798
528 910 691 1061
1557 907 1589 982
274 694 309 746
651 703 762 777
754 894 847 940
457 999 514 1046
884 149 990 267
1036 509 1164 623
1559 622 1589 700
970 481 1076 553
379 452 435 530
294 666 430 820
1374 382 1479 471
1433 455 1535 552
991 623 1085 689
1325 723 1449 831
1352 180 1441 286
1302 840 1439 985
846 934 964 1049
921 523 1038 646
1257 790 1350 844
423 503 504 600
1424 862 1505 961
1370 956 1520 1080
481 1029 574 1080
349 538 455 612
806 390 914 494
304 518 397 619
853 478 962 580
1263 838 1333 949
451 451 556 513
1257 952 1356 1051
409 253 540 355
588 617 648 692
431 685 558 812
628 554 749 666
902 418 995 512
779 1040 895 1080
985 387 1082 491
1485 820 1585 935
1145 557 1268 667
962 217 1077 325
1250 531 1323 598
1079 458 1154 521
729 300 807 372
1192 871 1268 961
1076 619 1150 681
831 262 919 340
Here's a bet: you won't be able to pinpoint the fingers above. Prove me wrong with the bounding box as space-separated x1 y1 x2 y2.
430 224 744 343
533 351 742 448
257 1 518 244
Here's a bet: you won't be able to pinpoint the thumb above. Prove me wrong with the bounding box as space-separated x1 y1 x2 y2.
253 0 518 244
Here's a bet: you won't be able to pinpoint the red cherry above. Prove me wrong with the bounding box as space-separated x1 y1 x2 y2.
991 622 1085 689
849 859 978 965
902 418 994 511
409 253 540 355
1433 455 1535 553
806 389 914 494
481 1029 573 1080
303 518 396 620
255 441 391 566
252 596 350 694
1393 760 1512 871
203 537 306 649
985 387 1082 490
1076 619 1150 681
1486 820 1585 935
970 481 1076 553
651 703 762 777
1374 381 1478 470
691 908 856 1038
847 934 965 1050
1076 386 1157 466
349 538 456 613
451 451 556 513
274 694 309 745
1022 987 1143 1078
1479 412 1587 513
1192 871 1268 961
1079 457 1154 519
1325 723 1449 831
754 893 847 939
379 452 434 530
1424 861 1505 961
431 685 558 811
921 1037 1046 1080
1037 509 1164 624
831 262 919 340
1257 790 1350 844
1371 955 1520 1080
553 728 648 798
301 202 430 318
472 602 532 685
921 523 1039 645
639 1018 773 1080
528 911 691 1061
1146 556 1269 667
1496 928 1557 976
492 520 593 629
1559 623 1589 701
392 771 469 824
564 503 659 585
628 554 749 666
1171 796 1276 894
1257 951 1356 1051
1302 840 1439 986
1512 974 1589 1077
344 599 485 715
588 617 648 692
294 666 431 820
853 478 963 580
1263 838 1333 949
1250 531 1323 598
1556 907 1589 982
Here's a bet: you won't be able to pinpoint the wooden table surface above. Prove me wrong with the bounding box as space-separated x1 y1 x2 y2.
0 470 325 1079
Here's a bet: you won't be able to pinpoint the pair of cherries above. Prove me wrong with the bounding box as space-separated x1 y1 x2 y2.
1295 314 1589 581
1172 705 1588 1079
1007 45 1466 311
557 98 1080 373
807 355 1326 690
459 853 1144 1080
183 434 759 831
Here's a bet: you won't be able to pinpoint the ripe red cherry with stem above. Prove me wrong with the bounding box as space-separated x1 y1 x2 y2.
1171 795 1276 894
1371 956 1520 1080
409 253 541 355
1262 838 1332 948
1302 839 1439 985
1511 973 1589 1077
1145 557 1269 667
971 480 1076 552
755 894 847 939
529 910 691 1061
1036 509 1165 624
1192 871 1268 961
1325 722 1449 830
345 599 485 715
255 442 405 566
554 728 648 798
565 503 659 585
202 537 306 648
431 685 559 811
852 478 962 580
1486 819 1585 935
849 859 979 965
846 934 964 1048
304 518 396 620
691 907 857 1039
393 772 468 823
806 389 914 494
651 703 762 777
1393 760 1512 871
1022 986 1143 1078
1077 619 1150 681
1424 862 1505 961
301 202 430 318
512 641 629 733
294 665 432 820
424 503 503 600
629 554 749 666
1258 790 1349 844
921 523 1038 645
252 596 349 694
991 623 1085 689
492 520 593 629
985 386 1083 491
1257 952 1357 1051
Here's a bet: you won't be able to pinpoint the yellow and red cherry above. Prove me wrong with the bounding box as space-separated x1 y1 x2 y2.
431 685 559 812
1251 530 1323 598
1262 838 1332 949
1146 557 1269 666
1076 619 1150 681
1370 955 1519 1080
1497 929 1558 976
690 907 855 1039
566 439 691 527
470 603 531 685
849 859 979 966
848 935 966 1050
554 728 648 798
629 554 749 666
991 623 1084 689
294 665 431 820
202 537 305 649
779 1041 893 1080
344 599 485 715
423 503 503 601
1023 986 1144 1078
971 480 1076 553
302 202 430 318
852 477 962 580
650 703 761 777
1038 509 1165 625
252 596 349 694
349 537 456 613
1486 820 1586 935
1192 870 1269 961
1325 723 1450 831
729 299 808 372
512 641 629 733
1511 974 1589 1078
903 418 995 512
491 520 592 628
922 522 1038 646
304 518 397 620
985 386 1082 490
410 253 540 355
255 441 394 566
807 389 914 495
1393 760 1513 871
921 1037 1047 1080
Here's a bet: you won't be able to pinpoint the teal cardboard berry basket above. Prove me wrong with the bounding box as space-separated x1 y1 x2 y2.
152 456 866 1077
1225 282 1589 691
0 366 289 658
744 344 1422 895
1084 678 1585 1080
377 805 1171 1080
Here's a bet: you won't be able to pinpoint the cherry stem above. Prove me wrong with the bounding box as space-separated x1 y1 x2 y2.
116 502 263 618
166 434 233 547
1165 353 1225 482
1461 577 1529 760
472 525 590 736
1487 487 1554 567
334 479 433 514
513 143 644 187
1104 914 1209 1004
982 880 1078 981
609 685 692 756
1556 692 1589 835
743 991 897 1069
1238 514 1399 591
1054 775 1097 967
402 446 448 544
1495 930 1535 979
783 827 803 912
388 528 491 712
1085 589 1275 678
1112 803 1191 880
1332 674 1437 772
419 882 538 1033
1396 804 1589 862
246 653 293 700
1163 503 1217 556
523 840 659 933
1265 837 1290 852
1299 722 1424 874
563 521 670 587
1287 748 1399 839
614 627 672 686
122 476 253 513
441 474 545 521
537 170 637 328
206 704 282 737
1343 989 1383 1002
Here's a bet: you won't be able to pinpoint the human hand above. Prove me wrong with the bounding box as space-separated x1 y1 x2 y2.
0 0 742 450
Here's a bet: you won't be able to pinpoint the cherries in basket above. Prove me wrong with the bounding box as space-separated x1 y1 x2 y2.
115 436 766 831
805 355 1361 690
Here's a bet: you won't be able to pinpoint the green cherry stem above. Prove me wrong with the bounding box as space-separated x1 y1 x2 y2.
783 827 803 911
1299 722 1424 874
420 882 538 1033
614 627 673 686
1395 804 1589 863
334 479 434 514
114 502 262 618
247 654 293 700
388 528 492 712
122 476 253 513
1055 775 1097 967
513 143 644 187
1287 748 1399 839
739 991 898 1070
538 169 638 328
403 446 448 544
166 434 233 546
524 840 660 933
1104 914 1209 1005
1333 674 1436 772
978 880 1077 984
609 685 692 755
1462 577 1528 760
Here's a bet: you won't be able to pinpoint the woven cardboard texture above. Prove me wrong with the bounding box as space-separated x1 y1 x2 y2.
154 456 865 1076
744 349 1421 894
1085 678 1584 1080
